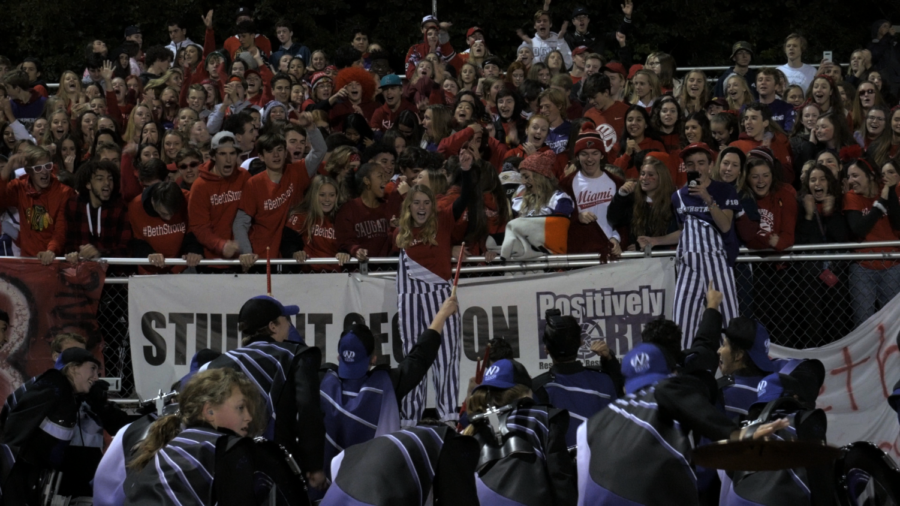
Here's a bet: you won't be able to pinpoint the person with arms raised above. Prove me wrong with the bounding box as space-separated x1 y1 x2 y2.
319 295 457 476
393 150 473 423
232 114 326 271
576 330 788 506
532 309 621 448
0 145 74 265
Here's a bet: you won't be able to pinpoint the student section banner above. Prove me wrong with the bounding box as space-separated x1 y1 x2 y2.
0 260 107 401
128 257 676 403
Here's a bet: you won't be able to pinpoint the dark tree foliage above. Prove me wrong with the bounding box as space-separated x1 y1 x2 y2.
0 0 897 81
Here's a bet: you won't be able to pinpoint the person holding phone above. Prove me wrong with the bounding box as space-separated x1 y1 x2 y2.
672 143 744 349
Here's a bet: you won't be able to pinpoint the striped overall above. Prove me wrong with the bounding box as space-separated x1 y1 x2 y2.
397 250 461 423
673 189 740 349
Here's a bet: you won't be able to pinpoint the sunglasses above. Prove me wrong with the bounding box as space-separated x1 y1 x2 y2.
27 162 53 173
178 161 201 170
859 89 876 96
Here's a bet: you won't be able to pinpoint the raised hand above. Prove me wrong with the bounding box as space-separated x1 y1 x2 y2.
202 10 214 29
621 0 634 18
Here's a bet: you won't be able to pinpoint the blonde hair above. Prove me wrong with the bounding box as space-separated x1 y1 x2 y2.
461 384 533 436
56 71 85 108
396 185 439 249
325 146 359 205
129 369 265 471
423 105 452 144
124 105 152 143
145 69 182 93
632 157 675 238
519 170 556 216
677 70 709 115
51 332 87 354
41 109 69 145
724 75 754 111
628 69 661 105
289 175 340 239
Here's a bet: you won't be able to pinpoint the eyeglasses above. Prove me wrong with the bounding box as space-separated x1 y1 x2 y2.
178 161 201 170
27 162 53 173
859 89 876 96
867 116 885 122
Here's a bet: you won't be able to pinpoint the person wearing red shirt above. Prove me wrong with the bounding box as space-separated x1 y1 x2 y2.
393 148 472 423
613 105 666 178
129 181 204 274
437 122 510 172
329 67 380 130
63 161 131 262
580 74 627 162
844 158 900 325
404 16 463 80
735 153 798 338
335 163 403 261
188 131 250 263
729 103 795 184
233 116 326 270
370 75 418 133
282 175 350 272
222 9 272 60
503 116 568 177
0 146 74 264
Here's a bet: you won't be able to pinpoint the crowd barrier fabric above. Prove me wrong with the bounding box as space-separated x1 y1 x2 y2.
0 260 107 401
127 257 676 402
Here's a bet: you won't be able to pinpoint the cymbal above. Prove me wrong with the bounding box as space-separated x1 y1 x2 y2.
691 439 842 471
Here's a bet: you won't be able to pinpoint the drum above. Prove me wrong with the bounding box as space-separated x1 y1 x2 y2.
252 438 311 506
835 441 900 506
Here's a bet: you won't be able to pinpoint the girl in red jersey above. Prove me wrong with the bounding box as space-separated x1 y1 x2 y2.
613 105 666 178
844 158 900 325
730 103 795 185
650 96 683 157
335 162 404 261
394 148 472 424
735 151 798 341
282 175 349 272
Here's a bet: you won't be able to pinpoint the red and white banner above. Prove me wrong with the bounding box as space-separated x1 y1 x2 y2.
772 301 900 458
0 260 107 401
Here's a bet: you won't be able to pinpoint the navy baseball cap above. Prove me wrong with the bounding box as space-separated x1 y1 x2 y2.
755 373 785 404
338 330 374 379
622 343 672 394
55 347 101 371
476 359 533 391
379 74 402 88
238 295 300 333
724 318 777 373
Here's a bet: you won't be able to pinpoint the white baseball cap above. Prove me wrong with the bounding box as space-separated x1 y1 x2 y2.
211 131 236 149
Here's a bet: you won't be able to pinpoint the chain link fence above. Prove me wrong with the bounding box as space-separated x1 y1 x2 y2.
97 250 900 399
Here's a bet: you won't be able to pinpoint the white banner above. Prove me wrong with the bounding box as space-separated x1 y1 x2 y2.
128 258 676 404
771 297 900 459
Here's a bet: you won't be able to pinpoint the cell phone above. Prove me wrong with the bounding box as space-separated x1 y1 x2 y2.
686 171 700 187
823 51 833 62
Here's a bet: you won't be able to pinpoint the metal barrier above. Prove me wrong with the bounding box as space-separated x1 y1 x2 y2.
20 240 900 399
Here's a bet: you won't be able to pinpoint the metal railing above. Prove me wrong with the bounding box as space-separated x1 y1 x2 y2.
10 239 898 399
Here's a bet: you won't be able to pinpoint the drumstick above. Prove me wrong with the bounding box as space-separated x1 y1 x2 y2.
266 247 272 296
475 344 492 384
451 242 465 297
